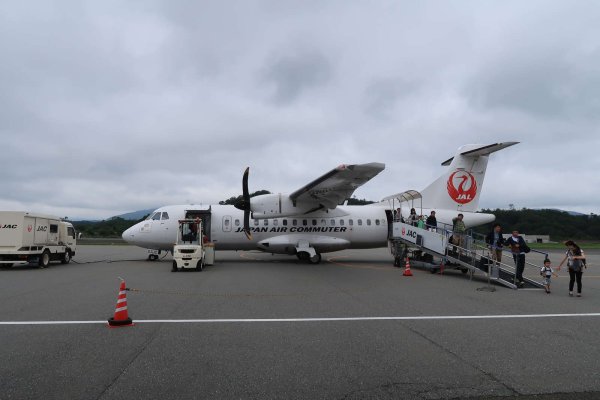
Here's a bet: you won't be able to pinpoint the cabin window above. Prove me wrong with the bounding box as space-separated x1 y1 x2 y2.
349 219 354 226
254 220 259 226
263 220 268 226
152 213 161 221
161 212 169 220
234 219 240 226
273 219 278 226
312 219 317 226
224 219 230 228
340 220 345 226
302 219 307 226
321 219 326 225
292 219 297 226
50 224 58 233
375 219 380 226
283 219 288 226
358 219 363 226
330 219 335 226
367 219 372 226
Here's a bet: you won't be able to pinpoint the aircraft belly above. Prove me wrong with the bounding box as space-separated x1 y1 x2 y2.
257 234 351 254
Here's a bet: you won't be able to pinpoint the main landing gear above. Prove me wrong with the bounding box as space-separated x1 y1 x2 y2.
296 252 322 264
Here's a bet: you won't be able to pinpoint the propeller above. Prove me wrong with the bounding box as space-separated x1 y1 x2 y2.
233 167 252 240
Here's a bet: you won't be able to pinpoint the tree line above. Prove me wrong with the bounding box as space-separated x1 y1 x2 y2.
474 209 600 240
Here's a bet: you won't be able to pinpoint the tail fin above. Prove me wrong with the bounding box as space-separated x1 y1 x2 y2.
420 142 518 212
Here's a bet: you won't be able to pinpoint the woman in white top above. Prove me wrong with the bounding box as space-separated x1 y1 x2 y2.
557 240 585 297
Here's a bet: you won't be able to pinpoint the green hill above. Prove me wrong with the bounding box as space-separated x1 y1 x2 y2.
475 209 600 240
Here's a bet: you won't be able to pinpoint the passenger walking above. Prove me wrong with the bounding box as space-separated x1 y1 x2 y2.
557 240 586 297
407 208 418 226
452 213 466 252
505 230 528 287
485 223 505 264
539 258 555 294
417 215 425 229
426 211 437 232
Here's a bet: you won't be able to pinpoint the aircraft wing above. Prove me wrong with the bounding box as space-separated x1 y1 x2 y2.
289 163 385 209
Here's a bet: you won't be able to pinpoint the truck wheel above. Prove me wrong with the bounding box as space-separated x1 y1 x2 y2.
171 261 178 272
61 251 71 264
39 251 50 268
196 259 204 271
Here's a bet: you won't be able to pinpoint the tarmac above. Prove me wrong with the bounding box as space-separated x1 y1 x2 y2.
1 245 599 400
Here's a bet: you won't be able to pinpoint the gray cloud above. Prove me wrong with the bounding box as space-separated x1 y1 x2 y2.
261 46 333 105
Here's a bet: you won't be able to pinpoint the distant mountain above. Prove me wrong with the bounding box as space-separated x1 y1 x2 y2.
113 208 156 221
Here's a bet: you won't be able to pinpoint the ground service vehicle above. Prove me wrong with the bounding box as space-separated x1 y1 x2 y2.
172 219 205 272
0 211 77 268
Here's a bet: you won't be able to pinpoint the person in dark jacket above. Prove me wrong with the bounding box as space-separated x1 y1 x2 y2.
505 230 527 287
485 223 505 264
425 211 437 231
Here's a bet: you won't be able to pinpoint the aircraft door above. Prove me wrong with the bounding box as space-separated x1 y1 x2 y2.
160 212 174 242
185 209 212 242
222 216 232 232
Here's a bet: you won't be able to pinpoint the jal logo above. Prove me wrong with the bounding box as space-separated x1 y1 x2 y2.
447 171 478 204
37 226 47 232
1 224 18 229
27 225 32 232
401 227 405 235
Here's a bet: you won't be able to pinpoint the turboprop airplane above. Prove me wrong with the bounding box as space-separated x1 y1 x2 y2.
122 142 517 263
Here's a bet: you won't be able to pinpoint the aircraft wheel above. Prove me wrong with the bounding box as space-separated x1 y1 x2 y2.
309 253 321 264
296 252 309 261
196 259 204 272
148 254 158 261
39 250 50 268
61 251 71 264
171 261 178 272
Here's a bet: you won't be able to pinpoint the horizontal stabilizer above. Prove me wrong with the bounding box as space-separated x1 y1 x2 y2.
441 142 519 166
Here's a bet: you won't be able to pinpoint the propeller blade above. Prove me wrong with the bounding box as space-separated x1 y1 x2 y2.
241 167 252 240
244 208 252 240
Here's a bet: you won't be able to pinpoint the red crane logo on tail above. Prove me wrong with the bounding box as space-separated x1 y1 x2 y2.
447 171 477 204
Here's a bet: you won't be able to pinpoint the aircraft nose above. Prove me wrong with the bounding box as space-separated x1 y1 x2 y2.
122 226 135 243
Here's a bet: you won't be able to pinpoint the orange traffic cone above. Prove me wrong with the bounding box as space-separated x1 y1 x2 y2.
403 257 413 276
108 278 134 327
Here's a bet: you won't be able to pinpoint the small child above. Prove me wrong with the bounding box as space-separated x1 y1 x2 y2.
540 259 555 294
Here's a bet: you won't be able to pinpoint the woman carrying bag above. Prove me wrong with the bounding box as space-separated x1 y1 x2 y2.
557 240 586 297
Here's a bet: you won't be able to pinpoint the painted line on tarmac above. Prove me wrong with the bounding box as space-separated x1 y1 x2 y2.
3 313 600 325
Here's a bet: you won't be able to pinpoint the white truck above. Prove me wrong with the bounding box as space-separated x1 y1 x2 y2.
0 211 77 268
172 218 205 272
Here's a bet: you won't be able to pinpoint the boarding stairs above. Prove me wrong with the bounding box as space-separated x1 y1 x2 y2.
389 221 545 290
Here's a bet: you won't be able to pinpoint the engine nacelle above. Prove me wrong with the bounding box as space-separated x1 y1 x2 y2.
250 193 315 219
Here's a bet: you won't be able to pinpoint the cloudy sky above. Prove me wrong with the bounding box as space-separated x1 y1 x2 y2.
1 1 599 219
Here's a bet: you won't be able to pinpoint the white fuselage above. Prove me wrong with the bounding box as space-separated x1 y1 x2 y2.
122 203 494 254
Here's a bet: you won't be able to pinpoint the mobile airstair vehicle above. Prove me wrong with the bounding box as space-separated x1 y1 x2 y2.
385 191 545 290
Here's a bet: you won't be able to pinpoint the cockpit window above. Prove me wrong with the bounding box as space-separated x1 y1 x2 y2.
161 212 169 220
152 213 161 221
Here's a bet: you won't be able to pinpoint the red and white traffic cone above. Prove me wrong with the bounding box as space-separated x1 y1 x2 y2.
403 257 413 277
108 278 134 327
